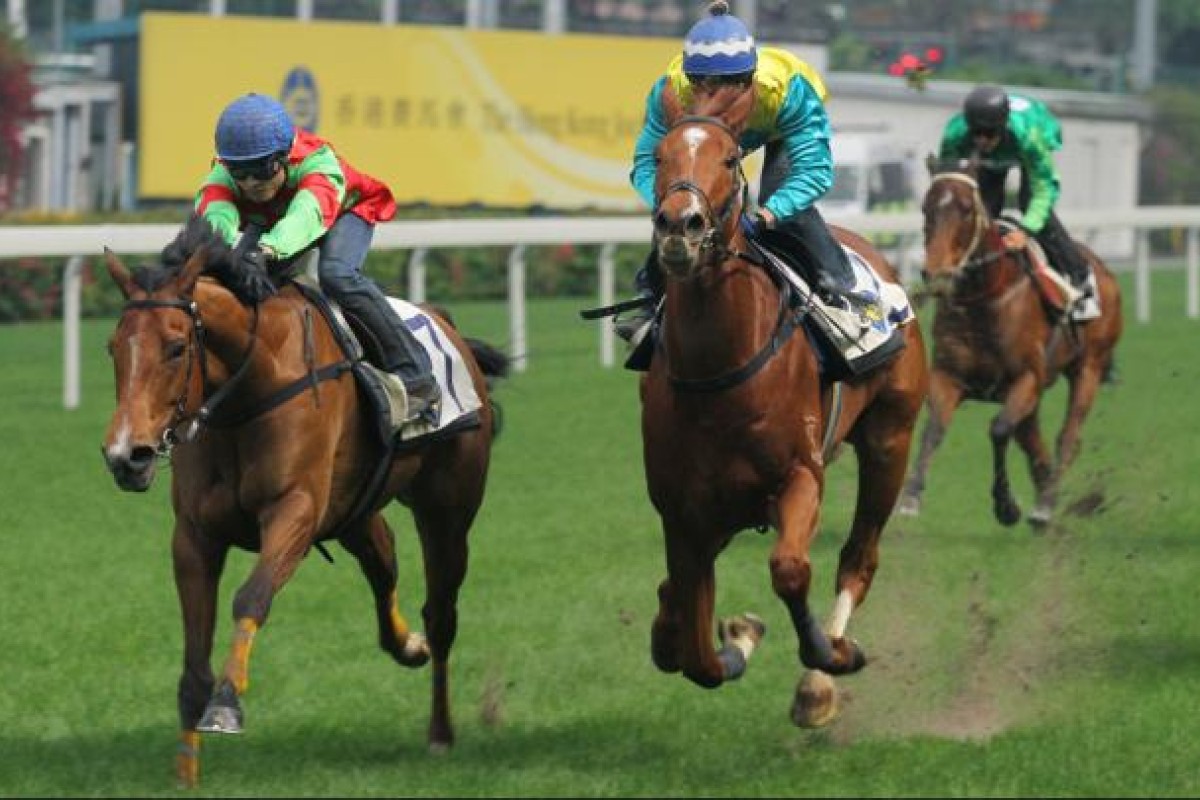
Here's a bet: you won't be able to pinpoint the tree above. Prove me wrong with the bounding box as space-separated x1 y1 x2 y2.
0 27 37 212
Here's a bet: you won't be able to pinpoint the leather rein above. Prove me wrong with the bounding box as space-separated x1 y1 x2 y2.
119 291 352 458
654 115 800 393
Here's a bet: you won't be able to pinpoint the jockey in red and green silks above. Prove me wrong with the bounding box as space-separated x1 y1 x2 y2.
937 85 1091 290
614 1 880 348
195 128 395 260
196 93 441 421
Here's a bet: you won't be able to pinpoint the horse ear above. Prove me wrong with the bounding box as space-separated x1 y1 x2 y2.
104 248 138 299
176 245 209 293
925 152 939 176
662 81 685 127
726 86 755 137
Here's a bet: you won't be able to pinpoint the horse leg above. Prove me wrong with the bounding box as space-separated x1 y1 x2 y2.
990 374 1041 527
1035 360 1105 522
340 513 431 668
653 523 735 688
198 491 317 735
171 523 228 788
897 372 963 517
1013 411 1055 527
411 496 478 752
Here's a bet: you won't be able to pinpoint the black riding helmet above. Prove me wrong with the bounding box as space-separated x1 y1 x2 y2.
964 84 1010 135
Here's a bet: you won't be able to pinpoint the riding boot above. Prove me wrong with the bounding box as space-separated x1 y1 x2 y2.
777 207 880 314
340 283 441 420
1036 214 1091 293
614 252 663 345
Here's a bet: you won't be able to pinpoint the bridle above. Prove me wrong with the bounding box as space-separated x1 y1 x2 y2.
653 114 750 264
118 295 260 457
928 172 1004 277
652 114 801 393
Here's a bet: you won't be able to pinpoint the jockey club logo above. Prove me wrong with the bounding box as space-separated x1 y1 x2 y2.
281 66 319 132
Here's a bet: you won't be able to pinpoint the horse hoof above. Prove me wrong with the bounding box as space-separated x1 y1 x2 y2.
196 703 243 735
1027 505 1053 527
718 612 766 648
791 670 838 728
994 500 1022 527
397 631 431 668
895 493 921 517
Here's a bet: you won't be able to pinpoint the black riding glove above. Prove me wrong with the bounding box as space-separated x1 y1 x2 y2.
235 245 277 304
740 212 769 239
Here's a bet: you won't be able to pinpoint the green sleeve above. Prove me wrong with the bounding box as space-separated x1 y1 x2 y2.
1016 126 1060 233
260 145 347 259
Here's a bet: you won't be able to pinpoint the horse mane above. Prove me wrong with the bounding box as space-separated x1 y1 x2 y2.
662 81 753 135
131 214 236 293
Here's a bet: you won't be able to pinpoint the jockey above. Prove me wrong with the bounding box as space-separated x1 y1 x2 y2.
616 0 876 343
939 84 1091 296
195 92 440 421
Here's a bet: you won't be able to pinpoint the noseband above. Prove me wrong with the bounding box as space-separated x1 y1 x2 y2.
654 115 749 261
928 172 1003 277
119 295 259 456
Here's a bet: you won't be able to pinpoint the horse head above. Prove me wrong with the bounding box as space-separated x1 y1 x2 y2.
101 216 234 491
652 83 753 279
919 167 991 297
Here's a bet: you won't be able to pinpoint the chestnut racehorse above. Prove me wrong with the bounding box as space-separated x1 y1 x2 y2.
897 166 1123 526
639 85 928 726
100 217 509 787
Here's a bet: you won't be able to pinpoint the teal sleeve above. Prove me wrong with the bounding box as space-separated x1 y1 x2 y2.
630 77 669 209
761 75 833 220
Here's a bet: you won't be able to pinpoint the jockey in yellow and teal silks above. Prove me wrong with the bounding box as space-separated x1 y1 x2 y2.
616 0 879 343
938 84 1091 294
195 93 440 420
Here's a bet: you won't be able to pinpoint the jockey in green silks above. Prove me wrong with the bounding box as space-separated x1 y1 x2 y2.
938 84 1091 294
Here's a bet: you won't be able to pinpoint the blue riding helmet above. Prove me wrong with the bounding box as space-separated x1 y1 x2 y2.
682 1 758 77
214 93 295 162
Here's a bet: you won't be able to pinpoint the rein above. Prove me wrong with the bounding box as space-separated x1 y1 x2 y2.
655 115 753 266
120 292 352 457
655 114 798 393
929 172 1000 275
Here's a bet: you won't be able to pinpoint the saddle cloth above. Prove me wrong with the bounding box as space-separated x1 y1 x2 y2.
292 263 482 442
339 298 484 442
757 243 915 377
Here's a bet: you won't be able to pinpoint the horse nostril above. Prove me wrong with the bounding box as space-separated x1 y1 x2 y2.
128 445 157 470
684 212 705 234
654 209 671 232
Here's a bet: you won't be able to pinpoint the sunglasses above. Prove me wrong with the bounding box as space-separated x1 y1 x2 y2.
225 156 283 182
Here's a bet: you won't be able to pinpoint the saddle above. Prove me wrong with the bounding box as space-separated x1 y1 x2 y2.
621 233 914 381
997 216 1101 322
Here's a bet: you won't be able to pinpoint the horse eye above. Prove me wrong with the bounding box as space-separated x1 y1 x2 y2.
164 340 187 361
724 155 739 169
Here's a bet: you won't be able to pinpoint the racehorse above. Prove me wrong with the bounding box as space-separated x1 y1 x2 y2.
639 83 929 726
896 163 1123 526
100 216 509 788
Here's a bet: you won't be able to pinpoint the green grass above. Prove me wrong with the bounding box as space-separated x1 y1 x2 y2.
1 271 1198 797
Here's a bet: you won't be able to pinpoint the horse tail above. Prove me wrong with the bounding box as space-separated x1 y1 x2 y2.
464 336 512 439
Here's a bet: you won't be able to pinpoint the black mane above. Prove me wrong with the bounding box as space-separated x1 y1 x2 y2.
131 214 236 293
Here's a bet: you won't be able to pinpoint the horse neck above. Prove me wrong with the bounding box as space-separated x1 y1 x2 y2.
941 222 1035 327
661 249 777 375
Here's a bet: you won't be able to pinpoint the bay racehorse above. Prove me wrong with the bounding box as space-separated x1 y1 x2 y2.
639 84 929 726
101 216 509 787
897 164 1123 526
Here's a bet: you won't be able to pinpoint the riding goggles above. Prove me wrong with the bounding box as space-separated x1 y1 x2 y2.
224 154 285 181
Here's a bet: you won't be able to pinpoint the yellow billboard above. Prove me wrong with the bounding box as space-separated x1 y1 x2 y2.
139 13 681 210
